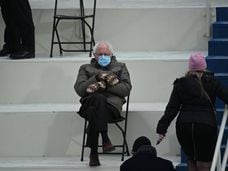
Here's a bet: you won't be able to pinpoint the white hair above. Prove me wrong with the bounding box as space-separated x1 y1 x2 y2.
93 41 114 54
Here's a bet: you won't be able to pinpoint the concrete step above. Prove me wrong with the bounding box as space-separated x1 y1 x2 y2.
0 8 210 54
0 103 179 157
0 156 179 171
0 52 190 104
0 156 125 171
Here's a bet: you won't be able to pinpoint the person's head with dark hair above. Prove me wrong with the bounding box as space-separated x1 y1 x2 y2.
132 136 157 156
121 136 175 171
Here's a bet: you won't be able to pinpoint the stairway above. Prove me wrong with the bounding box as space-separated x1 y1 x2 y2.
176 7 228 171
208 7 228 171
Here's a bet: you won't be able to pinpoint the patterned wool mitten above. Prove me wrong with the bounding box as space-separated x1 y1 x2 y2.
96 72 109 81
86 81 106 93
106 73 119 86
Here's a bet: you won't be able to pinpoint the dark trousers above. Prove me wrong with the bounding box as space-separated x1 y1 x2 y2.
0 0 35 53
79 93 120 151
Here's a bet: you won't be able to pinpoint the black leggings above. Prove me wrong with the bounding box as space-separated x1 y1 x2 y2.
176 123 217 162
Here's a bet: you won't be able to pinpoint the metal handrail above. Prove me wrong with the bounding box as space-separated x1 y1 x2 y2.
210 105 228 171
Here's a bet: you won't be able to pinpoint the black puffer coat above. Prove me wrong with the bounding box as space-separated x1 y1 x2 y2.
157 71 228 135
74 56 132 113
120 145 176 171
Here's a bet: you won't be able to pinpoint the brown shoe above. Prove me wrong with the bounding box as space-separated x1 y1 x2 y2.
89 154 100 167
102 143 116 152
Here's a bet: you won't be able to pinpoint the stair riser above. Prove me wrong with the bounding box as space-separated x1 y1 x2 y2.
208 40 228 56
216 7 228 21
176 164 187 171
206 58 228 73
221 146 227 159
216 110 228 126
213 23 228 38
215 74 228 109
221 128 228 145
215 75 228 86
216 99 226 109
181 149 187 163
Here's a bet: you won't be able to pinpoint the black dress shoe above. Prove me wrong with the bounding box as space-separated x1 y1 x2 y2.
10 51 35 59
0 48 10 57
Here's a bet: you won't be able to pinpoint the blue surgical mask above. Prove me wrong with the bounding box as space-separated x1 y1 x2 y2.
98 55 111 67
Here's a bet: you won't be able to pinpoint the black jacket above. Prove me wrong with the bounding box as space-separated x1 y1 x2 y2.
157 71 228 135
120 146 176 171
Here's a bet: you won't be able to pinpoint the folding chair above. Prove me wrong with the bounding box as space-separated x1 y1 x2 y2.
80 95 130 161
50 0 97 57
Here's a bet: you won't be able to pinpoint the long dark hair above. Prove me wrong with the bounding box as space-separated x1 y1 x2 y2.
185 70 205 98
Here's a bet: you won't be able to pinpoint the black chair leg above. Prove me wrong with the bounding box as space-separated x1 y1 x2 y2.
81 20 86 51
81 119 87 161
50 17 56 57
115 122 129 161
55 20 63 56
80 0 86 51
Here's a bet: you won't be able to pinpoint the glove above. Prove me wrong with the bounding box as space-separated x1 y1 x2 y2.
156 134 166 145
96 72 110 81
86 81 106 93
106 73 119 86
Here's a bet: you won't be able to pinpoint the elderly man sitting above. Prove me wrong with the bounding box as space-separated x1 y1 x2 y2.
74 41 132 166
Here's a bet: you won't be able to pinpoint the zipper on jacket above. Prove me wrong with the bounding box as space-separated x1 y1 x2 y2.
191 123 197 160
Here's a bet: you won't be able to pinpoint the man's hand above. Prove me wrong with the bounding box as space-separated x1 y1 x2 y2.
86 81 106 93
106 73 119 86
96 72 110 81
96 71 119 86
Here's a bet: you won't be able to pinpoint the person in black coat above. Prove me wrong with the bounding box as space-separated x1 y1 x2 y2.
120 136 176 171
156 52 228 171
0 0 35 59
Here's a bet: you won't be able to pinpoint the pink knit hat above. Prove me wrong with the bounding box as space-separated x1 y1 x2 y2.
188 52 207 71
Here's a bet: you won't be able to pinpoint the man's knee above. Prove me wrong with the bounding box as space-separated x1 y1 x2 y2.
89 93 107 103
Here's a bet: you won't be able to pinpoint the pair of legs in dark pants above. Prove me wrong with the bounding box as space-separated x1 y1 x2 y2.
0 0 35 53
79 93 121 155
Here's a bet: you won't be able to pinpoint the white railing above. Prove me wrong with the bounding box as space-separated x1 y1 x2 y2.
210 105 228 171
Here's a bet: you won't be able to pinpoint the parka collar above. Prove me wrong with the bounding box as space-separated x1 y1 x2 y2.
135 145 157 157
